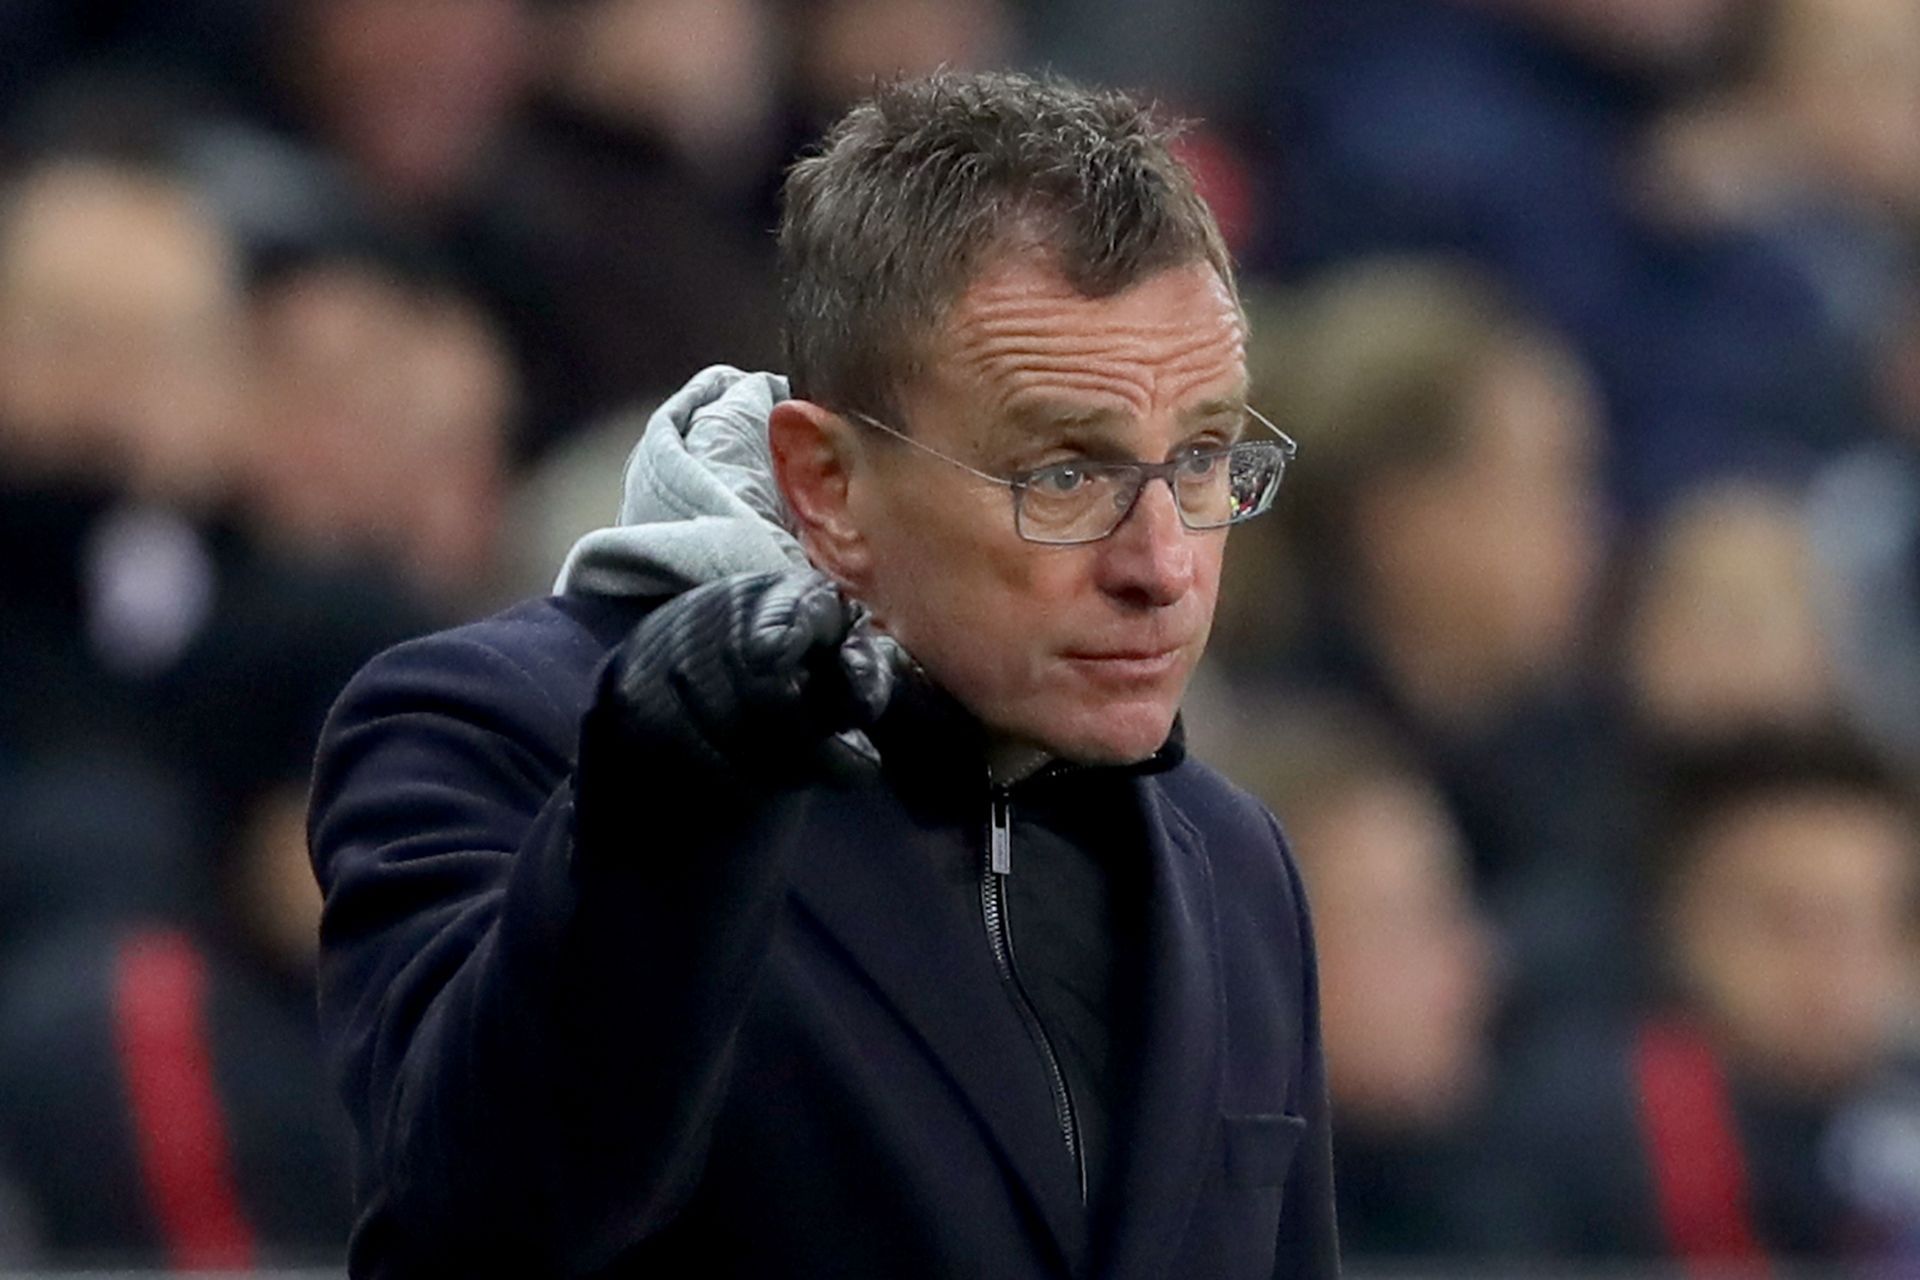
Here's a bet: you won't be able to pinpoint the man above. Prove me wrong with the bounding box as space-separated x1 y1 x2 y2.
309 71 1337 1278
1481 730 1920 1266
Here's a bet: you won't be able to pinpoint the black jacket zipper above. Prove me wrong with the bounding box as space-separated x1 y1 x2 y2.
980 782 1089 1205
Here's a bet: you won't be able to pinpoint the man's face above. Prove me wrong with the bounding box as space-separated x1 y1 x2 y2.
304 0 534 207
1672 791 1917 1095
848 255 1244 764
1302 777 1497 1130
0 165 246 494
1360 337 1602 699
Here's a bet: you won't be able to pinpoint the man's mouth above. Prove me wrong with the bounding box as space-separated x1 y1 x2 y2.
1060 645 1186 681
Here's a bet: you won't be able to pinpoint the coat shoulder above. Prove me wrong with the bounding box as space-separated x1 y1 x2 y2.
325 594 648 737
372 592 642 690
1156 755 1293 870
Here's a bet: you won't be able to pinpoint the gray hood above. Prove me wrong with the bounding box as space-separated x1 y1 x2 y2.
553 364 1065 780
554 365 809 598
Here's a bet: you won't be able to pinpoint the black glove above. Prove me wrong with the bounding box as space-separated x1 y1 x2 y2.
599 568 894 779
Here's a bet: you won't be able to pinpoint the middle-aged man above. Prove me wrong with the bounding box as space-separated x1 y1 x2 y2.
309 71 1337 1278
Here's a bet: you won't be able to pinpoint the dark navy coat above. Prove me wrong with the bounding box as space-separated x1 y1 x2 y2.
308 591 1338 1278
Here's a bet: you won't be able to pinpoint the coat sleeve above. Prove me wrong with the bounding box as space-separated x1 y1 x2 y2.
308 616 812 1273
1269 814 1343 1278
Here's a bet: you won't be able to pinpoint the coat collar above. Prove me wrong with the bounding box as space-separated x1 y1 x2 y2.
784 691 1220 1275
1092 783 1225 1280
784 781 1087 1269
863 665 1186 810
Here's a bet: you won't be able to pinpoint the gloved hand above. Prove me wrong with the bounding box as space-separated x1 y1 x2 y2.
599 568 894 778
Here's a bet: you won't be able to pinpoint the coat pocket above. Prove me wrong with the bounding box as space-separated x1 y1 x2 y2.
1219 1112 1307 1188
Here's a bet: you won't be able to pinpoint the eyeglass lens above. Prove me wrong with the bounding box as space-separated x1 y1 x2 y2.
1017 441 1287 543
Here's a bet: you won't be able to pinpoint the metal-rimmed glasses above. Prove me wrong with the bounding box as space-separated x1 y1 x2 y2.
846 406 1297 545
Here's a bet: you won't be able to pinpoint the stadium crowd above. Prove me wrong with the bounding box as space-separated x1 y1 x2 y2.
1 0 1918 1272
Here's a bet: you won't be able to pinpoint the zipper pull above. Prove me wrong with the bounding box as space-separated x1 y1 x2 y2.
989 790 1012 876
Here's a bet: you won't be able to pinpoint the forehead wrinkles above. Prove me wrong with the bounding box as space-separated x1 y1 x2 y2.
941 271 1246 419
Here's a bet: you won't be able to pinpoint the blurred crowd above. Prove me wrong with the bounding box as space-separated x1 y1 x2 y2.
1 0 1918 1272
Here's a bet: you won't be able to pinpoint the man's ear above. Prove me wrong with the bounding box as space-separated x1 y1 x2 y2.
769 398 873 589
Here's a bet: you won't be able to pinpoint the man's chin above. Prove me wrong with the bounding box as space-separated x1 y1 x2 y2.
1019 701 1180 767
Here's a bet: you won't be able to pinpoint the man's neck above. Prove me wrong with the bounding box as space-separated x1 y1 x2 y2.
986 740 1054 787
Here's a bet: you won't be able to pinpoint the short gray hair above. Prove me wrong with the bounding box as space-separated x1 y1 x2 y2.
778 70 1235 421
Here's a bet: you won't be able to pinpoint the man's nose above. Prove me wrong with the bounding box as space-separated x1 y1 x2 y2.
1097 476 1195 606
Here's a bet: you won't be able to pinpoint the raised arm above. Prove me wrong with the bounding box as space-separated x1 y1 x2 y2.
308 571 888 1273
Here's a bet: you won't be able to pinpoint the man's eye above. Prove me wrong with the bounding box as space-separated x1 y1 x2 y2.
1178 451 1225 479
1032 463 1092 494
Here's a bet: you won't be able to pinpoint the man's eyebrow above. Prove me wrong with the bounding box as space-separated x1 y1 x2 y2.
1182 395 1250 425
1000 400 1130 435
1003 395 1250 433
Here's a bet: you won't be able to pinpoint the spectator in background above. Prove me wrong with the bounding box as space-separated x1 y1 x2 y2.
1484 731 1920 1268
0 153 245 503
112 0 566 460
271 0 537 219
1200 694 1503 1261
0 149 256 933
1747 0 1920 779
0 0 1034 466
0 147 431 808
0 750 204 968
491 0 787 453
1646 0 1920 338
0 151 247 763
490 0 1021 459
0 756 353 1269
1645 0 1920 731
211 0 1013 462
1217 261 1608 720
1265 0 1876 515
1210 259 1625 1019
1619 481 1838 748
245 249 520 612
1603 483 1858 1015
0 144 408 1271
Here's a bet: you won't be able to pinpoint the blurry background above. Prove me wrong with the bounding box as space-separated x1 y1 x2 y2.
1 0 1918 1274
